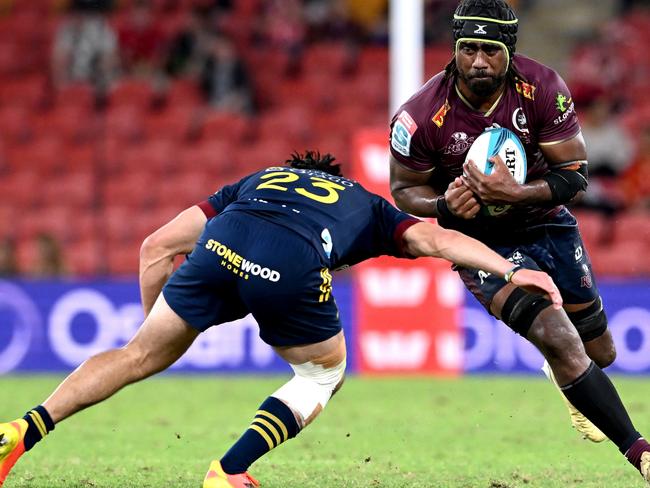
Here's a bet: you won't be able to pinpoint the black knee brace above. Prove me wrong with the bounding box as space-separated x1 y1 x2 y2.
500 287 554 337
567 297 608 342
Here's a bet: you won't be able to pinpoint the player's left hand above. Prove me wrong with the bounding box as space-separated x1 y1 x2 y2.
462 155 522 205
510 268 563 310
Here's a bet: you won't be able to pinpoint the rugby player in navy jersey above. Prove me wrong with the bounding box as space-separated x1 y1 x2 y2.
0 152 562 488
389 0 650 483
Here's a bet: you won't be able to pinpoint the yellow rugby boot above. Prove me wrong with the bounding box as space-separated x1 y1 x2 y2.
542 361 607 443
203 460 260 488
0 420 28 486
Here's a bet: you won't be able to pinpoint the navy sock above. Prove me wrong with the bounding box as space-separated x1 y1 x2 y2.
561 362 640 453
22 405 55 451
220 396 300 474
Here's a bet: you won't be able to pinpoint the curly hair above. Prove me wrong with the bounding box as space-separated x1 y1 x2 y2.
286 150 343 177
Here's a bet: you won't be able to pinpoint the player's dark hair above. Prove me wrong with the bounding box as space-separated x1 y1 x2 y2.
444 0 527 84
286 151 343 177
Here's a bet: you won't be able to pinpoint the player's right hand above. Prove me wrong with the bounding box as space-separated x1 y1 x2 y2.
510 268 563 309
444 177 481 219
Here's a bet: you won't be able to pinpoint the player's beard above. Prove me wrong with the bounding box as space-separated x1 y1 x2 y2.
459 70 506 98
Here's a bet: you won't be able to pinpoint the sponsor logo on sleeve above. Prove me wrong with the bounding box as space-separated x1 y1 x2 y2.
432 100 451 128
390 110 418 157
553 92 575 125
555 92 570 112
515 80 536 100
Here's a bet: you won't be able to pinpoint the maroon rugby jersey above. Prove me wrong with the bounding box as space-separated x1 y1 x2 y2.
389 54 580 241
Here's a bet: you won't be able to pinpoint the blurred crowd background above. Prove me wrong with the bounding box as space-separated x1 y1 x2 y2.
0 0 649 278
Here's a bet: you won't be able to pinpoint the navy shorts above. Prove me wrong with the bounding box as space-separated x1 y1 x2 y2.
457 216 600 313
163 211 341 347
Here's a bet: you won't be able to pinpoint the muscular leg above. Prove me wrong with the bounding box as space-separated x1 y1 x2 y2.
492 286 650 479
44 294 199 423
206 331 346 487
565 300 616 369
0 294 199 486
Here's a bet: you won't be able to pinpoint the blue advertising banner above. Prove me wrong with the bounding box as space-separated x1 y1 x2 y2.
1 278 648 375
0 279 354 374
463 280 650 374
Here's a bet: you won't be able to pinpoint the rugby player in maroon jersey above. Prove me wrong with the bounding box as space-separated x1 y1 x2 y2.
389 0 650 484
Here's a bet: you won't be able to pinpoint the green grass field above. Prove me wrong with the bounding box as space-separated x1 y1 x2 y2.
1 375 648 487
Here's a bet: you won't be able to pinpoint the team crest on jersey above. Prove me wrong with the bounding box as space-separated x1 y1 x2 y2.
515 80 536 100
391 110 418 157
432 100 451 128
444 131 475 155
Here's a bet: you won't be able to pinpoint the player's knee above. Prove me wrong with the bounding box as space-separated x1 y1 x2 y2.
121 342 160 381
567 298 609 342
272 359 346 429
500 288 555 338
591 343 616 368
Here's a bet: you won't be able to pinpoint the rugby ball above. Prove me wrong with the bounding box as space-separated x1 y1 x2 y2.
464 127 527 217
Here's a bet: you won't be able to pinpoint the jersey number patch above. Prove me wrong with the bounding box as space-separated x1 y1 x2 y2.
256 172 346 204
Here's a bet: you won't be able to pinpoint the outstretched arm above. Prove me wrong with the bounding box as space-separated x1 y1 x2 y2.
402 222 562 308
139 206 207 316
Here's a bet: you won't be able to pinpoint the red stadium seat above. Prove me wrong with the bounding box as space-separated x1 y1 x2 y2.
164 78 203 107
65 143 97 172
591 241 650 277
103 171 156 209
612 212 650 248
425 45 453 78
176 139 234 174
65 237 101 276
0 106 33 143
357 46 388 75
102 205 140 244
154 169 220 208
19 205 73 243
199 110 253 144
0 75 48 109
110 79 155 110
302 43 354 76
121 138 178 175
6 137 63 175
0 170 40 207
41 171 95 208
55 83 97 111
105 241 140 276
104 105 146 143
144 104 200 142
0 204 16 239
233 139 294 176
256 106 313 147
573 210 606 251
33 105 97 143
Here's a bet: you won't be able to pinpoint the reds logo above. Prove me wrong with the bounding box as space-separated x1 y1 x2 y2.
515 80 536 100
432 100 451 128
444 132 475 155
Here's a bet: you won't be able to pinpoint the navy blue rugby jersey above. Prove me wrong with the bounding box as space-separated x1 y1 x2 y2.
200 166 420 269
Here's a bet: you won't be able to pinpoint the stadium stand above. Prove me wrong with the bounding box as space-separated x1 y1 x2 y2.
0 0 648 276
